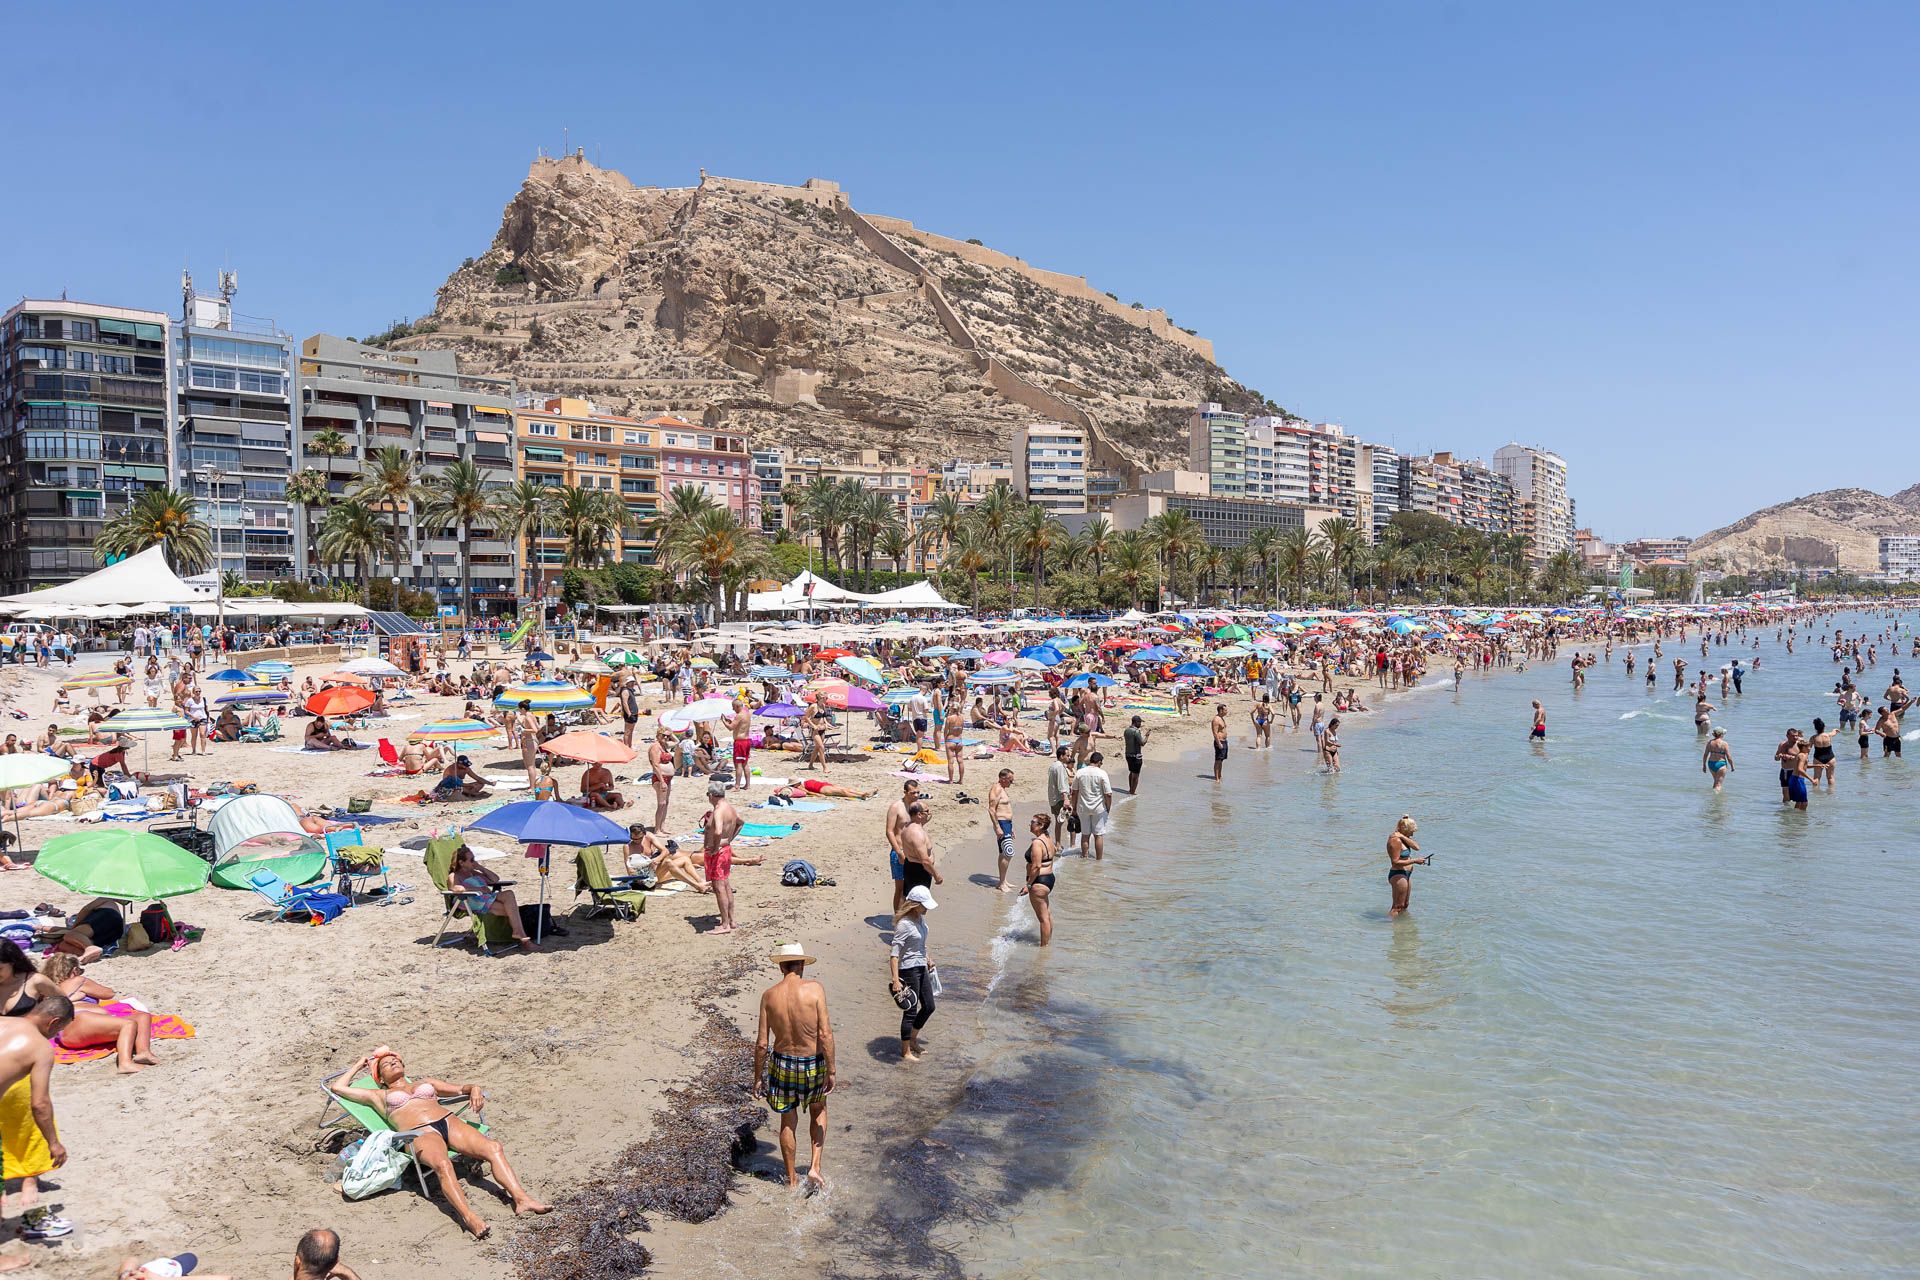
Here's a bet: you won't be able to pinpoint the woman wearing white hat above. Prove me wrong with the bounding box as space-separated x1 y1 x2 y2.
888 886 938 1062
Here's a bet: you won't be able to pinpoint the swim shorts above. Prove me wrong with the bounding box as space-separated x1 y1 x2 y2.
732 738 751 763
1125 755 1143 776
996 818 1013 861
704 843 733 882
902 860 932 892
766 1051 827 1113
889 848 904 881
1787 774 1809 803
1213 742 1228 762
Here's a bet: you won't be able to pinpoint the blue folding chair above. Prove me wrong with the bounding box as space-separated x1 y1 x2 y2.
246 869 331 922
324 826 391 902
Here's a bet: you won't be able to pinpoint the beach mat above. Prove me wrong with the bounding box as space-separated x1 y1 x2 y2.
57 1007 194 1064
737 822 800 839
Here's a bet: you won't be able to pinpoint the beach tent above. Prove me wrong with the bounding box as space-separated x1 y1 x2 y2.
0 544 208 610
206 793 329 889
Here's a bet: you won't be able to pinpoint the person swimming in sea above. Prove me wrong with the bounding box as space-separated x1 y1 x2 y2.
1701 727 1734 791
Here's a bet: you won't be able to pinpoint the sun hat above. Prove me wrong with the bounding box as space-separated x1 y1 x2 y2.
905 885 937 911
768 941 817 966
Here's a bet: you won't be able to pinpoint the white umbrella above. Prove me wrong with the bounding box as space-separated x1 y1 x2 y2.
660 698 735 732
337 656 404 678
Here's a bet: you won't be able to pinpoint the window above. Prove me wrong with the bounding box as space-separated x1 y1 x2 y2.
525 421 558 437
620 453 656 470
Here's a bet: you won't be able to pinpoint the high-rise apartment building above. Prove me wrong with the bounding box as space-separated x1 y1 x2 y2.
1492 444 1573 564
174 273 296 584
0 300 173 591
1246 416 1312 505
1188 403 1249 498
1398 452 1515 536
293 336 517 606
1368 444 1401 539
1879 536 1920 580
514 395 663 598
1015 423 1088 515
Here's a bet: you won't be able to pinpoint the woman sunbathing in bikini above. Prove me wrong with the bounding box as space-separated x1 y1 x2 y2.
325 1045 551 1237
0 942 157 1073
624 823 707 891
770 779 875 801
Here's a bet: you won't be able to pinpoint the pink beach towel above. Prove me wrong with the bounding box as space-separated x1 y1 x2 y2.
53 1004 196 1065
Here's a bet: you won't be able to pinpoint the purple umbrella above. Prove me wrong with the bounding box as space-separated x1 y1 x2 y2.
756 702 807 719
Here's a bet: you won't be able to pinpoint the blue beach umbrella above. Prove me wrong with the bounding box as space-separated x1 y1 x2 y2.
466 799 629 847
1045 635 1086 653
246 660 293 679
525 650 556 663
1018 645 1064 666
968 668 1018 685
1171 661 1214 678
1388 619 1419 635
919 646 958 658
835 655 885 685
748 665 795 680
1133 645 1180 662
207 668 253 684
1065 673 1117 689
949 648 985 661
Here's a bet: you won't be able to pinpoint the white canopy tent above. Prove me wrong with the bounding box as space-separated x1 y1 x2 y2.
746 571 962 613
0 544 209 612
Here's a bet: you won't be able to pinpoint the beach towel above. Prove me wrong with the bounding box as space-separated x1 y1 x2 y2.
737 822 801 839
340 1130 410 1200
54 1006 195 1065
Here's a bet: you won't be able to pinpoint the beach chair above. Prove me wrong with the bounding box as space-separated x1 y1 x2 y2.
325 826 392 902
239 715 281 743
246 868 334 922
424 836 514 953
316 1073 489 1197
572 846 647 921
376 738 400 768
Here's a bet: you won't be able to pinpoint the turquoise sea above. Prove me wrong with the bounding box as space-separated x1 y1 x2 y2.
871 611 1920 1278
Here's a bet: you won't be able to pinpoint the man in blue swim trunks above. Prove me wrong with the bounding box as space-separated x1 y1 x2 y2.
883 779 919 913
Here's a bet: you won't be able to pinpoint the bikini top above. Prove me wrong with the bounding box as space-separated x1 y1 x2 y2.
385 1081 436 1108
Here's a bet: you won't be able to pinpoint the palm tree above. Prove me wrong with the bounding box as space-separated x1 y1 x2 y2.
285 470 331 577
491 479 558 609
1246 527 1278 605
663 505 765 619
944 525 992 613
351 445 421 589
1194 545 1224 605
553 485 632 569
1314 517 1361 600
920 492 965 572
1460 545 1494 602
850 489 898 590
879 523 911 575
1538 549 1582 602
1306 547 1334 597
1372 543 1405 603
308 428 354 500
418 458 497 619
1110 531 1155 609
93 487 213 574
976 483 1018 595
1013 503 1064 608
316 499 391 604
1143 508 1202 608
1077 515 1115 580
1276 528 1313 604
1224 546 1250 606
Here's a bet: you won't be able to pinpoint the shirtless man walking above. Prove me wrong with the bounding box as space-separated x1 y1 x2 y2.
730 694 754 791
514 700 540 789
883 779 920 913
988 768 1017 892
898 801 940 895
1210 704 1229 782
0 997 71 1274
702 779 744 934
753 944 834 1191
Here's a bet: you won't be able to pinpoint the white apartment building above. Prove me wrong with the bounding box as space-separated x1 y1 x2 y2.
1247 416 1312 505
1187 403 1248 498
1881 536 1920 580
1016 423 1089 515
1492 443 1573 564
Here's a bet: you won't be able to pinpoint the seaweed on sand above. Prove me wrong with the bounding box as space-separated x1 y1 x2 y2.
504 1004 758 1280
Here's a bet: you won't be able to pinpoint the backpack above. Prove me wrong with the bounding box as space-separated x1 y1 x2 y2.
138 901 175 947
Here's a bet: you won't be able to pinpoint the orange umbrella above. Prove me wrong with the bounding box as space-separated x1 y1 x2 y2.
540 731 638 765
304 685 377 717
816 648 854 660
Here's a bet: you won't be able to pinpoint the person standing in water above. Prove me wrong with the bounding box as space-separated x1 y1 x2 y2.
1530 701 1547 742
1387 815 1428 919
1702 728 1735 790
1807 718 1837 791
753 943 834 1190
1210 704 1229 781
1020 813 1055 946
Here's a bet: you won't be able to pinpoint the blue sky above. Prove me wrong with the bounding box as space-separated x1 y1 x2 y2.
7 2 1915 538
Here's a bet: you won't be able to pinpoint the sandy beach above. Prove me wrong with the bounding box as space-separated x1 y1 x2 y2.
0 639 1250 1279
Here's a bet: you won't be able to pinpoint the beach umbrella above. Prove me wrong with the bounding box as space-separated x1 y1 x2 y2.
1005 656 1048 672
1250 636 1283 649
687 656 717 669
0 754 75 850
246 661 293 680
748 665 796 680
1099 638 1145 652
1133 645 1180 662
816 648 854 660
215 685 287 705
1212 644 1254 658
602 650 650 668
1172 661 1215 678
102 707 192 774
949 648 986 661
494 681 595 711
1018 645 1064 666
60 672 129 691
1065 672 1118 689
206 668 253 684
1389 619 1420 635
541 731 637 765
755 702 807 719
834 655 885 685
981 650 1015 664
1212 624 1252 641
1046 635 1086 653
305 686 376 717
660 697 735 731
919 646 958 658
410 718 497 743
566 658 614 676
808 681 883 711
967 668 1019 686
337 656 404 678
525 650 555 664
465 799 631 941
36 830 210 900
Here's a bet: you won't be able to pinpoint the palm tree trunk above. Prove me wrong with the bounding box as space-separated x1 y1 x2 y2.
460 517 474 630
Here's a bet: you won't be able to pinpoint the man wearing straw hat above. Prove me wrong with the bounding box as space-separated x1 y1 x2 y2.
753 942 835 1190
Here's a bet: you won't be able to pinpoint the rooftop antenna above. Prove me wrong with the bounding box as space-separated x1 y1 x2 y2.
563 125 569 158
181 269 194 319
218 269 237 304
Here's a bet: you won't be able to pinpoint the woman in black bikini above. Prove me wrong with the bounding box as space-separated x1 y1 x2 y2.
1020 813 1056 946
325 1045 551 1238
1387 815 1428 919
0 941 157 1073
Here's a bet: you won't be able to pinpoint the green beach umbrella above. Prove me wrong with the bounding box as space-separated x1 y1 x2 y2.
36 830 211 900
1213 624 1252 641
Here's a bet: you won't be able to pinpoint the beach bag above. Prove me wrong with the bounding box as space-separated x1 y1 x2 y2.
340 1131 410 1200
347 795 373 815
123 923 151 954
138 902 175 947
781 859 818 887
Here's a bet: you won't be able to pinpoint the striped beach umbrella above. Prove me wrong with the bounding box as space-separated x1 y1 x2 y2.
493 680 595 711
246 660 294 679
103 708 191 733
410 718 497 743
60 672 130 690
215 685 288 705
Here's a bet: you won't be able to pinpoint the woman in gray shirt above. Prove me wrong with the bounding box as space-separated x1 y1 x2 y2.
888 885 937 1062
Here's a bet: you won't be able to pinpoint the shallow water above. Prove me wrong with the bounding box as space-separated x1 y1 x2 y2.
919 612 1920 1278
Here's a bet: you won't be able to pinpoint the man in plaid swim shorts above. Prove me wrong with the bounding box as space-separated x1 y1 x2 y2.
753 942 835 1189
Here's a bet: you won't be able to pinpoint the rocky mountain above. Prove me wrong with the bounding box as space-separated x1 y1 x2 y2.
1688 485 1920 573
386 154 1281 476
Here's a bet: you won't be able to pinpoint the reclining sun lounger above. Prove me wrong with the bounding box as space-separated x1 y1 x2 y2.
317 1073 490 1196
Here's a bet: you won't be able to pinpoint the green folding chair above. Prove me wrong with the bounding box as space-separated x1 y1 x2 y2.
424 835 515 953
317 1073 490 1196
573 846 647 921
